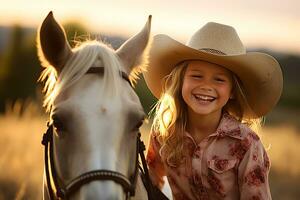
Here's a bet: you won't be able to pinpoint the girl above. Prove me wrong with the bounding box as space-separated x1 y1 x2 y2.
143 22 283 200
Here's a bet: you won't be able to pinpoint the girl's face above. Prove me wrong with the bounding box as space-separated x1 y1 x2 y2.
182 60 233 117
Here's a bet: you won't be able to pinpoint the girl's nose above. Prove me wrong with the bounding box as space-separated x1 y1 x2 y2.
200 85 213 92
199 80 213 91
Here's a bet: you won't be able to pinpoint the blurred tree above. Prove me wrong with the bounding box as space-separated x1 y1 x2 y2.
276 55 300 108
134 75 157 117
0 22 89 113
63 22 89 47
0 25 40 113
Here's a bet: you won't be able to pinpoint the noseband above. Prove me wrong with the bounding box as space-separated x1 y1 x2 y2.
42 67 153 199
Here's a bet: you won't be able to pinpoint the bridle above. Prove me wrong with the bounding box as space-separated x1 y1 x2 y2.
41 67 154 199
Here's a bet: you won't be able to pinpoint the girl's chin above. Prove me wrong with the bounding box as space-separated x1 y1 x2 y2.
189 105 222 116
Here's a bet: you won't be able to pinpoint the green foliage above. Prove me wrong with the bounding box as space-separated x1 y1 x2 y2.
278 84 300 108
0 22 89 113
63 22 89 47
276 55 300 108
0 25 40 112
134 75 157 117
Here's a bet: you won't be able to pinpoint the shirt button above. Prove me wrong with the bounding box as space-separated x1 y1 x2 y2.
193 153 200 159
194 173 200 184
193 149 201 158
200 138 208 145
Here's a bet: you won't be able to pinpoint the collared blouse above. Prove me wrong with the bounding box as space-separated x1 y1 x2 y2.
146 113 272 200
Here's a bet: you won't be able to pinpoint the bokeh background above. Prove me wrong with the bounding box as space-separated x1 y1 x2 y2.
0 0 300 199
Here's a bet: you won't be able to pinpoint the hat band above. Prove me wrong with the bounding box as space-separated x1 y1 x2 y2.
199 48 226 55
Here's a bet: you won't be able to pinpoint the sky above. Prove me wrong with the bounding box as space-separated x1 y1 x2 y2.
0 0 300 54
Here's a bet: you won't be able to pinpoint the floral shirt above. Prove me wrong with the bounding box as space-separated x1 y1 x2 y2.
146 113 272 200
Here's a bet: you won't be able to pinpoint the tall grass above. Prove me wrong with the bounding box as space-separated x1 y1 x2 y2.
263 126 300 176
262 126 300 199
0 101 299 199
0 101 46 200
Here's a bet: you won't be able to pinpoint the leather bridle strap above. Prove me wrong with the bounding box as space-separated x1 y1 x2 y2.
66 170 133 195
42 124 56 199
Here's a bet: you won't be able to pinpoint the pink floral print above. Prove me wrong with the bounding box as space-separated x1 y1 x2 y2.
146 113 272 200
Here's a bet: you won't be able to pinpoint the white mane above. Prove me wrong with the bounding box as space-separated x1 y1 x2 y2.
39 40 125 112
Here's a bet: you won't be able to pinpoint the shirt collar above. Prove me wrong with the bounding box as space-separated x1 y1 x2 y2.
211 113 242 140
184 112 243 141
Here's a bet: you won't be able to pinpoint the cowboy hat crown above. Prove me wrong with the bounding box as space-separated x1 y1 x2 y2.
188 22 245 55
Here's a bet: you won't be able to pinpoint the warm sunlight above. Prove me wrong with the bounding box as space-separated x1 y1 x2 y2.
159 94 175 133
0 0 300 53
1 1 300 199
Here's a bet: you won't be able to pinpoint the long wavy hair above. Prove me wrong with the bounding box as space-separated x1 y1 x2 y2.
151 61 262 167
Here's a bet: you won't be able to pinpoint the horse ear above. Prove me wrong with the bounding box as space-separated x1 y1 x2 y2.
116 15 151 72
37 11 72 73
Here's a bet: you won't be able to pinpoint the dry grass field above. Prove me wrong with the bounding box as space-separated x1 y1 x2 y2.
0 103 299 199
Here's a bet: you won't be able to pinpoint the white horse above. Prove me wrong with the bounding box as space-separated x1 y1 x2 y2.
37 12 151 200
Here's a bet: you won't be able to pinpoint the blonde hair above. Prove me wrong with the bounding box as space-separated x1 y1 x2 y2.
151 61 262 167
225 75 263 132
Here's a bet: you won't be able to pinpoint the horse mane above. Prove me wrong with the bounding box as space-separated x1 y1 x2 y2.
38 40 143 113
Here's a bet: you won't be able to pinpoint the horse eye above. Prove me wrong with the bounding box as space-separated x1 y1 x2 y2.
133 118 145 132
135 121 143 129
52 115 65 132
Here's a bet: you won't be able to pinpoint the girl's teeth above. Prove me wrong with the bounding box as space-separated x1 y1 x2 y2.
194 95 215 101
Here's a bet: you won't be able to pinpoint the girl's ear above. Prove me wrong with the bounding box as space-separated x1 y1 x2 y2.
37 11 72 73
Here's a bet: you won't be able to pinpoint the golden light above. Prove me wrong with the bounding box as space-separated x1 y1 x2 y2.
157 94 176 134
0 0 299 53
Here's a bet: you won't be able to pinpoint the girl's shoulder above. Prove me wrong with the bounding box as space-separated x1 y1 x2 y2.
220 115 267 162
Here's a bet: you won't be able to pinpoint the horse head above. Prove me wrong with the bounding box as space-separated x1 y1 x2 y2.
37 11 151 200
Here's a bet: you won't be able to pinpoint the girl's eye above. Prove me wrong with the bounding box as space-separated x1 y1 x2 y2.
191 75 202 79
215 78 226 82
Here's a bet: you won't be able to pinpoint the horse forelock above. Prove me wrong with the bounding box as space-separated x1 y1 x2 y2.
39 40 125 113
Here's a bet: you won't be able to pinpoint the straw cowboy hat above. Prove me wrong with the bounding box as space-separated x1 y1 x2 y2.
143 22 283 118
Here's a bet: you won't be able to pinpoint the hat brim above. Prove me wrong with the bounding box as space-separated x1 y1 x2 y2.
143 34 283 118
